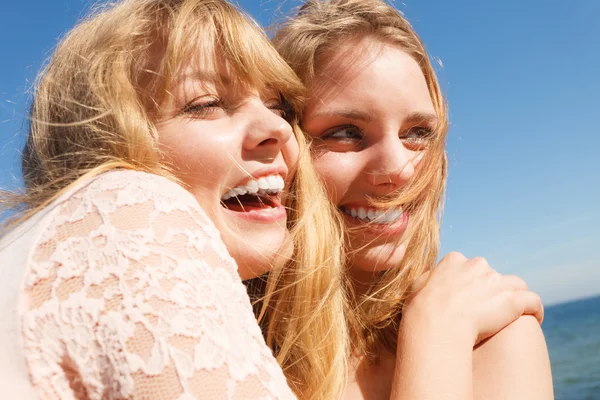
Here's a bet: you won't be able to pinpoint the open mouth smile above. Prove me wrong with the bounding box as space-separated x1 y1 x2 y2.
220 174 286 221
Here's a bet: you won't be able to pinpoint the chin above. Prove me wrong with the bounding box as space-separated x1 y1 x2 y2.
349 240 409 274
223 228 293 281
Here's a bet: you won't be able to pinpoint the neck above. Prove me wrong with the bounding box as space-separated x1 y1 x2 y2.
347 265 380 299
345 346 396 400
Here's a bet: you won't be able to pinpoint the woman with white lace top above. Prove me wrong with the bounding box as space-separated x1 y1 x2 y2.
0 0 347 399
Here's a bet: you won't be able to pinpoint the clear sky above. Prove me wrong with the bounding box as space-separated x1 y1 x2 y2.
1 0 598 305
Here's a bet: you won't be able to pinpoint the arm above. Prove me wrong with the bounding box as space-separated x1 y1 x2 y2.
20 170 296 399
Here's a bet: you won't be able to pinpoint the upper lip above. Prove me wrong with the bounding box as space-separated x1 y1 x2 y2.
225 165 288 192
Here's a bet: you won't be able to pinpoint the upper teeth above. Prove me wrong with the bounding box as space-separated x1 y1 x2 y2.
221 175 285 200
342 206 403 224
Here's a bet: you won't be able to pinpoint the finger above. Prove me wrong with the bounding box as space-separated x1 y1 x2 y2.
501 275 529 291
439 251 468 268
468 256 494 276
513 290 544 324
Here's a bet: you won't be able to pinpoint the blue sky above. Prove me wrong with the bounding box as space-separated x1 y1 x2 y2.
1 0 598 305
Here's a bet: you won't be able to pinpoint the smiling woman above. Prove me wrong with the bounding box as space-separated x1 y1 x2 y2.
303 40 438 277
155 66 300 279
274 0 553 399
0 0 347 399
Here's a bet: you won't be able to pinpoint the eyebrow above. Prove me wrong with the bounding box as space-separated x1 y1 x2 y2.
310 108 374 122
403 112 439 127
310 108 438 126
176 71 232 86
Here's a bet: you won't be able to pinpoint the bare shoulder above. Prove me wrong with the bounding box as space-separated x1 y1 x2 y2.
473 315 554 399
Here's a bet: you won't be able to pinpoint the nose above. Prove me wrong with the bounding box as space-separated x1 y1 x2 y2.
242 100 294 160
366 138 417 188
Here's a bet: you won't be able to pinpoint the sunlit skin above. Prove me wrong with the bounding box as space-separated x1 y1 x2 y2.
156 63 299 280
302 37 552 400
302 38 437 283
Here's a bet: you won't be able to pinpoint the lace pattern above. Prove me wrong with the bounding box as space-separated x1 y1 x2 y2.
20 170 296 399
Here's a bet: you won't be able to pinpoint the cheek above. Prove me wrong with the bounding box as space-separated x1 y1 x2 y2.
157 121 235 186
162 140 204 175
283 135 300 169
412 151 425 169
312 152 361 205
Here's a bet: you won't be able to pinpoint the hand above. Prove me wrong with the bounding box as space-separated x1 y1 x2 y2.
402 252 544 347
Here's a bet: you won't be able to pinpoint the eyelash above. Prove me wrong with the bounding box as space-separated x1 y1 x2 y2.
321 125 435 144
181 96 295 122
266 97 296 123
181 98 222 118
322 125 363 141
404 127 435 141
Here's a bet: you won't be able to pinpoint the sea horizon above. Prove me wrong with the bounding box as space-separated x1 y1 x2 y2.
543 294 600 399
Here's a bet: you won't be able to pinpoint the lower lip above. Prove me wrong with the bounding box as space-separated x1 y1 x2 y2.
341 210 409 237
222 204 287 223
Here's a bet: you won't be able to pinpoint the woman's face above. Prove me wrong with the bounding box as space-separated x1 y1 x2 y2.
302 38 436 277
156 63 299 280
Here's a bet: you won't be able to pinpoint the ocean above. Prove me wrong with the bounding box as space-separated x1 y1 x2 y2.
543 295 600 399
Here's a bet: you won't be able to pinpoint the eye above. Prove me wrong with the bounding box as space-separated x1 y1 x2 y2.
181 96 222 118
402 127 434 150
322 125 363 142
310 124 364 153
264 96 296 123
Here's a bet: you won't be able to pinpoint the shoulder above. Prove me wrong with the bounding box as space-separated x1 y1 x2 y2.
17 172 294 399
473 315 554 399
58 169 214 231
474 315 549 361
77 169 202 211
24 168 233 284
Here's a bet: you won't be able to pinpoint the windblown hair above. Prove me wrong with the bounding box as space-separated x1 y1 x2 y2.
273 0 448 359
1 0 347 398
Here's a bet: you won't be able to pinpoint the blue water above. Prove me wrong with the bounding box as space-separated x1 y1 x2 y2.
543 295 600 400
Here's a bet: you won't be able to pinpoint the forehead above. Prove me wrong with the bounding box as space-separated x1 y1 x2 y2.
308 38 434 117
173 66 284 103
171 54 275 95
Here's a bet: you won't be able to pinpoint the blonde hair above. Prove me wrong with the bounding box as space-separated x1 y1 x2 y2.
1 0 347 398
273 0 448 359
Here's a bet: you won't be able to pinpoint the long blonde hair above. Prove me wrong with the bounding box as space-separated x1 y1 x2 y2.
273 0 448 359
1 0 347 398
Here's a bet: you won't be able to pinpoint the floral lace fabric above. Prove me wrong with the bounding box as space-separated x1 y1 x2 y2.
20 170 296 400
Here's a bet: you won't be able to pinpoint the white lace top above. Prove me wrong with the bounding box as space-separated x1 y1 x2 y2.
0 170 296 400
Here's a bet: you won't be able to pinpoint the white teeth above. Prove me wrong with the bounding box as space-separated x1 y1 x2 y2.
246 180 259 194
342 206 403 224
221 174 284 201
257 177 269 190
267 175 278 188
358 208 367 220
